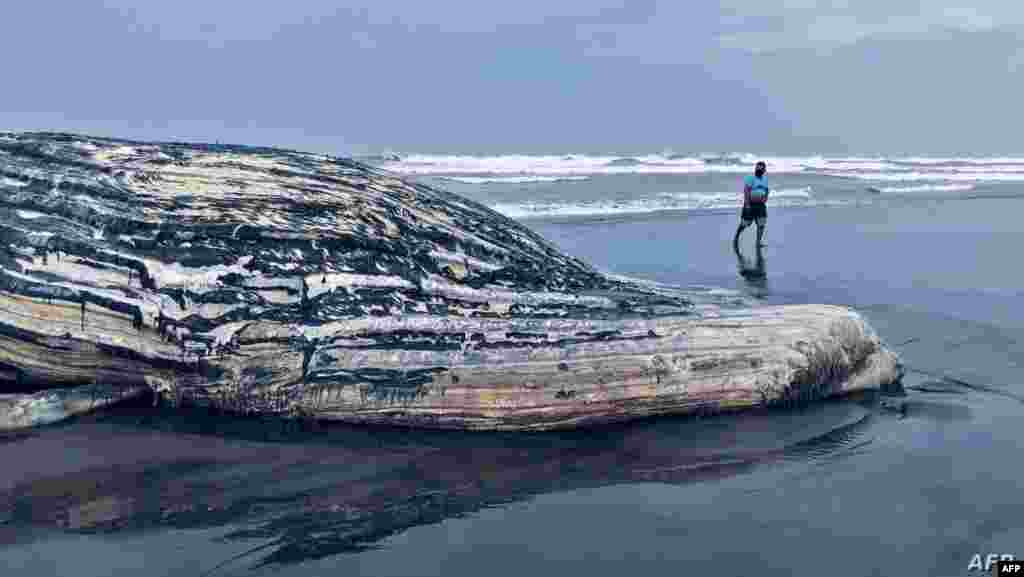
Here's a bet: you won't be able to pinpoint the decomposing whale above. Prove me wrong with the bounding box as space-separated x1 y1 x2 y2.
0 132 902 431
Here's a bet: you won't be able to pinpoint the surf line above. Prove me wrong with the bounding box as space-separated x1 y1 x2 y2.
898 364 1024 404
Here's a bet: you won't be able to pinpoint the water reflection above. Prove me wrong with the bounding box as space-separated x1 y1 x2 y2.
0 399 891 573
734 242 769 296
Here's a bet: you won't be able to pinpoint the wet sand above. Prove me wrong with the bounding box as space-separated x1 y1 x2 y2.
3 196 1023 576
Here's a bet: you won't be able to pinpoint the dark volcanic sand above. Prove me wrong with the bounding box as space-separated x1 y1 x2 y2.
3 196 1023 577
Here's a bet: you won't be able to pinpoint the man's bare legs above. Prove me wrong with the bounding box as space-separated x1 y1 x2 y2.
755 220 766 247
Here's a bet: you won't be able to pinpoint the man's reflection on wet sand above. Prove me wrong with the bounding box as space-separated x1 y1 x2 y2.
734 242 768 296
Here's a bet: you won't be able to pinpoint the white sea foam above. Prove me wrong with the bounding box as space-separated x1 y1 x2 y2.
370 152 1024 194
490 188 818 219
440 175 592 184
872 184 976 193
380 153 785 176
909 164 1024 173
892 156 1024 165
375 153 948 178
801 159 900 172
839 172 1024 182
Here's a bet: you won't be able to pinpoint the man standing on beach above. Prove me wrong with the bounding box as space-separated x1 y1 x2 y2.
733 161 769 248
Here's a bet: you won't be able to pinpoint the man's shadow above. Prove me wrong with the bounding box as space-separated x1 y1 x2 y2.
734 241 769 296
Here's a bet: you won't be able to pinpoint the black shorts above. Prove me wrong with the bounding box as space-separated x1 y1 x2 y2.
741 202 767 224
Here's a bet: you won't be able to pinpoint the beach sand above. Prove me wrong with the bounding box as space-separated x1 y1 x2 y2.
2 196 1022 576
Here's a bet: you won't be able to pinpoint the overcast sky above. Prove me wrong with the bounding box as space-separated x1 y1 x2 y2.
2 1 1021 155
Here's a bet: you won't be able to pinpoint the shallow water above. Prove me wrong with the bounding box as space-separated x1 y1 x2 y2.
3 197 1023 576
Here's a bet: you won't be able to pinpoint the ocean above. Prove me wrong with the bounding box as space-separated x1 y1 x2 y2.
370 151 1024 221
3 151 1023 577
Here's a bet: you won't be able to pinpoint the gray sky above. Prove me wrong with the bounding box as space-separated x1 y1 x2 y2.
2 1 1021 155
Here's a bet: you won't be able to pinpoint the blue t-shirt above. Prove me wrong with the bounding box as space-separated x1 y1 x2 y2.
744 174 769 203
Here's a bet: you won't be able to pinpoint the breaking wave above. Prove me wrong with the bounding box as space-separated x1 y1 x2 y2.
490 187 820 219
891 157 1024 165
366 152 1024 204
438 175 591 184
869 184 976 194
376 153 911 177
372 152 1024 180
839 171 1024 182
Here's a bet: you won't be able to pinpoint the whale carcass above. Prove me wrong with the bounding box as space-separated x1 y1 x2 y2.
0 132 902 431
